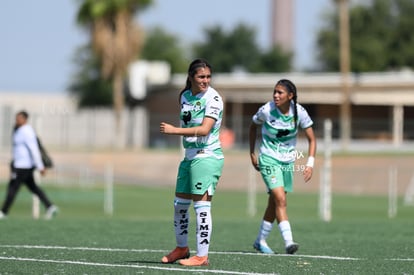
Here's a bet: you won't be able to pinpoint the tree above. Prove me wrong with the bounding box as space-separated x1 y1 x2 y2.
251 45 293 73
193 23 291 73
388 0 414 68
69 45 112 107
141 26 188 73
76 0 152 146
316 0 414 72
193 24 255 72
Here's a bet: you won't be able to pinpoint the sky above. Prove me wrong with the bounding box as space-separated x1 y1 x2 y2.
0 0 331 93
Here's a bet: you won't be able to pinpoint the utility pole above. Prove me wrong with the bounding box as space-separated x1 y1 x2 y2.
271 0 294 52
338 0 351 149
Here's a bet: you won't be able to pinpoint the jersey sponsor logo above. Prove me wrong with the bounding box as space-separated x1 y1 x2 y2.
181 100 204 125
208 110 219 116
276 129 290 138
181 101 192 109
182 111 192 125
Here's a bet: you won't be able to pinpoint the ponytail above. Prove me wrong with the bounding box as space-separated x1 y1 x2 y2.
276 79 298 130
179 78 192 104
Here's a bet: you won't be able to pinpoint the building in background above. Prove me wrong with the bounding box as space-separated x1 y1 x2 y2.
1 71 414 151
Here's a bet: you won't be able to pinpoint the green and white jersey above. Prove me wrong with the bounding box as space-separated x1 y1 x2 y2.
180 86 224 160
252 101 313 163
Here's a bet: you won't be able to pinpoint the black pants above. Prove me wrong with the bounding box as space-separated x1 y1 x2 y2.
1 166 52 215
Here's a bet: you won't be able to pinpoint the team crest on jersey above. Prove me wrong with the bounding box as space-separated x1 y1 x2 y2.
194 101 202 112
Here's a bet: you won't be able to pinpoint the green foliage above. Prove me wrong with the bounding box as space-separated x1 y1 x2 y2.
68 45 113 107
317 0 414 72
71 20 293 107
72 0 155 108
251 44 293 72
77 0 152 24
193 23 292 73
388 0 414 68
141 26 189 73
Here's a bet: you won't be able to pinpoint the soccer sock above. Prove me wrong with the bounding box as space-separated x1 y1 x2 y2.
256 220 273 244
174 197 192 247
194 201 212 257
278 220 294 247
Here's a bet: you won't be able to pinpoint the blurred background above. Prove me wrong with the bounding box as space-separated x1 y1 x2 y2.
1 0 414 206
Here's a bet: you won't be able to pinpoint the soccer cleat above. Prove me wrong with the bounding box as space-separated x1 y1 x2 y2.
45 205 58 220
0 211 5 219
161 247 190 264
286 243 299 254
253 240 275 254
179 255 209 266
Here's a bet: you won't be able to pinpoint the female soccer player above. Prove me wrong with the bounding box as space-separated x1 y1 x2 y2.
159 58 224 266
249 79 316 254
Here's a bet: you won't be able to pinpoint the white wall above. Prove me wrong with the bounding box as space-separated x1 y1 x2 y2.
0 92 148 151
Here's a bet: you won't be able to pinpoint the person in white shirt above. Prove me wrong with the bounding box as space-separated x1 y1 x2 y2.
0 111 57 219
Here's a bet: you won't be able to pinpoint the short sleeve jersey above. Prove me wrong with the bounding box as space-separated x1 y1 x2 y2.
252 101 313 163
180 86 224 160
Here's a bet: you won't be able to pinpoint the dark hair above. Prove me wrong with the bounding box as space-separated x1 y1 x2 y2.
178 58 212 103
17 110 29 119
275 79 298 129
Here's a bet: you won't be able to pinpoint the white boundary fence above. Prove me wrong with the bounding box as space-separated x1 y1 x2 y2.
404 173 414 206
0 105 149 151
388 166 398 218
30 163 115 219
318 119 407 220
320 119 332 222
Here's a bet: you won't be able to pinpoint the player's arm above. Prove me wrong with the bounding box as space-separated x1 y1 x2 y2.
160 117 216 137
25 129 45 173
249 122 260 171
303 126 316 182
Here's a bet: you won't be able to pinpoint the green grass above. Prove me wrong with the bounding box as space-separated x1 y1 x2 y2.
0 184 413 274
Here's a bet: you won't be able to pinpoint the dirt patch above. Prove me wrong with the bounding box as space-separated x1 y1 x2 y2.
34 149 414 196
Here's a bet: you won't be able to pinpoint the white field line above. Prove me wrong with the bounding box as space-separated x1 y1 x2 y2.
1 245 412 274
0 244 360 261
387 258 414 262
0 256 278 275
10 244 414 261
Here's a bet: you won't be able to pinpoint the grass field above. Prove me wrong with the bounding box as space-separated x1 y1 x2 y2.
0 184 413 274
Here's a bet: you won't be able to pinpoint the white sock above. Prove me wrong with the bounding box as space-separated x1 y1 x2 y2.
194 201 212 257
256 220 273 245
278 220 294 247
174 197 192 247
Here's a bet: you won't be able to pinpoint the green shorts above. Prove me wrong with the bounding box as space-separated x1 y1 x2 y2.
259 154 294 193
176 157 224 196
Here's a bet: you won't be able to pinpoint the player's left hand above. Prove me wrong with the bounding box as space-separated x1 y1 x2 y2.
250 153 260 171
303 166 313 182
160 122 174 134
